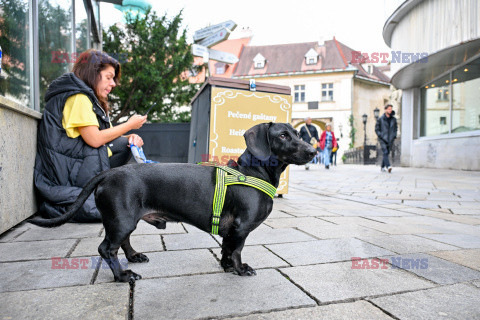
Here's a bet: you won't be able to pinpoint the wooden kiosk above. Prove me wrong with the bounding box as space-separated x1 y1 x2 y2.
188 77 292 194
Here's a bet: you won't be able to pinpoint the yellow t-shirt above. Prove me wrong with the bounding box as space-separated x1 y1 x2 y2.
62 93 113 157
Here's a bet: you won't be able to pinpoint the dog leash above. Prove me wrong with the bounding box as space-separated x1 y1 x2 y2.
198 162 277 235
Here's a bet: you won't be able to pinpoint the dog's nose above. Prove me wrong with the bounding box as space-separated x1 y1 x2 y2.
307 148 317 158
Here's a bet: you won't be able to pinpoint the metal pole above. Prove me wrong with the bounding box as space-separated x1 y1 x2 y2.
363 121 367 164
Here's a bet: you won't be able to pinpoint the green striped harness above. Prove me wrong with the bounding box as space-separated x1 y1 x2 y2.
199 163 277 235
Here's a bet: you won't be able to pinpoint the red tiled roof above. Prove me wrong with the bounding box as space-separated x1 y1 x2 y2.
233 38 390 83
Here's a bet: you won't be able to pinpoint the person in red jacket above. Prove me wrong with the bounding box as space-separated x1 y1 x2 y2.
319 123 338 169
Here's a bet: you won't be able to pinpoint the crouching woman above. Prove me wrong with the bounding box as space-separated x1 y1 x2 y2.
34 50 147 222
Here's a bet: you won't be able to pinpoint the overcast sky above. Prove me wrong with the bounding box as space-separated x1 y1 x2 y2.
101 0 405 55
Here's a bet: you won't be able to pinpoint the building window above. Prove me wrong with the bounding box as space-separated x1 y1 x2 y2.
0 0 32 106
367 65 372 74
437 89 449 101
294 85 305 103
304 48 318 65
215 62 226 75
253 53 266 69
420 57 480 136
321 83 333 101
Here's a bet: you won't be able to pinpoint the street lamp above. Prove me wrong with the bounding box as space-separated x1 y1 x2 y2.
362 113 368 164
362 113 368 146
374 107 380 120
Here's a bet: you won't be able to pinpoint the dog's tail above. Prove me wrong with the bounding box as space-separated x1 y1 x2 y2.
29 170 110 228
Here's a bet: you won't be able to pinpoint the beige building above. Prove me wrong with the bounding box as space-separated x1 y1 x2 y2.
232 38 391 156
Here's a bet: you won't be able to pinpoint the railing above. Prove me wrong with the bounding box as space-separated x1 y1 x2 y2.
344 141 401 165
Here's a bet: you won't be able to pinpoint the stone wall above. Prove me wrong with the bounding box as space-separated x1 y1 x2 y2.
0 97 41 234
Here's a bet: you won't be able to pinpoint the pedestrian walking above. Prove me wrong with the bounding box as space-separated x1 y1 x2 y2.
299 117 319 170
319 123 338 169
375 104 398 173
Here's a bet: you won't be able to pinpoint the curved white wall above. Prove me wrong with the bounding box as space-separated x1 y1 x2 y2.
389 0 480 75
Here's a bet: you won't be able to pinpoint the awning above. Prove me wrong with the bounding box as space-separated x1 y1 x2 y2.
391 38 480 89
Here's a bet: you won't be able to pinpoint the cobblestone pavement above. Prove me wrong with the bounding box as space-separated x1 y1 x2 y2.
1 164 480 319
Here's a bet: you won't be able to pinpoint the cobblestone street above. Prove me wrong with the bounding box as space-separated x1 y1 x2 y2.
1 164 480 319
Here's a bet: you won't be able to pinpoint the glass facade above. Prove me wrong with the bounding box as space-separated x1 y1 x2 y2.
420 57 480 137
39 0 73 110
452 59 480 133
0 0 101 111
0 0 32 106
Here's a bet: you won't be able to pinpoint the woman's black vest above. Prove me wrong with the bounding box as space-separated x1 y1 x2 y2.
34 73 111 222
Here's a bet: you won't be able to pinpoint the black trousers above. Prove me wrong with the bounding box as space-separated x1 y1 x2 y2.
108 136 132 168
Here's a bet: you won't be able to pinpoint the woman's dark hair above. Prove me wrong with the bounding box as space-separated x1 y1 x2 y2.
72 49 121 113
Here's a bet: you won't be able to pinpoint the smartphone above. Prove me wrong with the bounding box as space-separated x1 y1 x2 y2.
144 103 157 116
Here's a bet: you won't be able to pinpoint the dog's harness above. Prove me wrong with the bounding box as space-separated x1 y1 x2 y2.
199 163 277 235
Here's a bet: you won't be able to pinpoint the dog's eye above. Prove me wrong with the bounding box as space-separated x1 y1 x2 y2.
279 134 287 139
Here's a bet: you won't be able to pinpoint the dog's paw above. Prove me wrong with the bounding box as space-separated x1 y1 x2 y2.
234 263 257 276
116 269 142 283
127 253 149 263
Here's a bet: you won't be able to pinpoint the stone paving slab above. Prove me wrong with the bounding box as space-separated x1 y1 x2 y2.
71 234 164 257
425 212 480 225
95 249 222 283
0 239 76 262
163 233 220 250
357 235 459 254
0 257 97 292
265 209 296 219
0 221 30 242
418 233 480 249
267 238 394 266
368 283 480 320
429 249 480 271
134 269 316 319
212 245 290 269
0 283 129 320
263 217 334 229
225 301 393 320
280 209 341 217
14 223 102 241
449 208 480 215
320 216 439 235
381 253 480 284
326 207 416 217
281 261 434 303
296 224 387 239
244 227 316 246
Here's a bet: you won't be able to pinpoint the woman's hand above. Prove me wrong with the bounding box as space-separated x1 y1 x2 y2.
127 134 144 147
127 115 147 130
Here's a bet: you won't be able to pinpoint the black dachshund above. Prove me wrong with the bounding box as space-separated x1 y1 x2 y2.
30 122 316 282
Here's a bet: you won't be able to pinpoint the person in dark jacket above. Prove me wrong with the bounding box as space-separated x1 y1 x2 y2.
299 117 319 170
375 104 398 173
34 50 147 222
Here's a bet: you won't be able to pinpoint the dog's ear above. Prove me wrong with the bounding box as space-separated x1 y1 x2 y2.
244 122 272 161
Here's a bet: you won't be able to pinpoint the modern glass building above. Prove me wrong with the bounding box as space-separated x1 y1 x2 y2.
383 0 480 170
0 0 150 233
0 0 104 111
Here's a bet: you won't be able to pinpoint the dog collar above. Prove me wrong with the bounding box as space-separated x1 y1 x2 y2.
198 162 277 235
